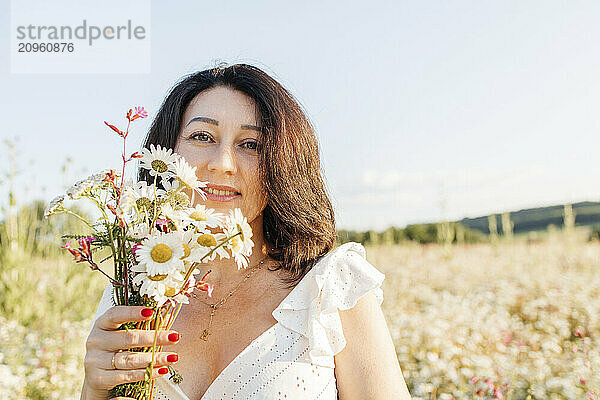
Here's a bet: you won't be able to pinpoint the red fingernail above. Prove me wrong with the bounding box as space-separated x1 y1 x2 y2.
158 367 168 375
168 332 180 342
141 308 154 318
167 354 178 362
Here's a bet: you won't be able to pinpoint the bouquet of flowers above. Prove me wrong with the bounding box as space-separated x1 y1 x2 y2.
44 107 254 399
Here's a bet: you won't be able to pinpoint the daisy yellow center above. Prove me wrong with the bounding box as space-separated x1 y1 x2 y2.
180 243 191 259
164 286 177 297
148 274 168 281
197 234 217 247
189 210 207 221
151 159 168 173
151 243 172 263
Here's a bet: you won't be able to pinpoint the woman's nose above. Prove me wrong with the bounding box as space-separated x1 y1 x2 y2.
207 144 237 175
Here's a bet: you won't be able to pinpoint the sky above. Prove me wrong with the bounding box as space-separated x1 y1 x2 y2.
1 1 600 231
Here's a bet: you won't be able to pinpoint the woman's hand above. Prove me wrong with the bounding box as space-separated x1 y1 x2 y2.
80 306 181 400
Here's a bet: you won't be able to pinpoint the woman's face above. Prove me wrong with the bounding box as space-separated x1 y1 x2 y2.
174 86 267 224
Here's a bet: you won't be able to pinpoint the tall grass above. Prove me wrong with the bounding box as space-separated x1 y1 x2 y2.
0 140 106 399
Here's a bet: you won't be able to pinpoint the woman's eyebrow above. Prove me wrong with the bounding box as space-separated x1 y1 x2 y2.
186 116 218 127
185 116 262 132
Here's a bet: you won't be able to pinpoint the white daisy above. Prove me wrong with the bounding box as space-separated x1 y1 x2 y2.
224 208 253 245
132 268 168 305
177 229 198 261
172 157 208 199
231 248 249 270
134 231 185 276
139 144 178 180
223 208 254 270
182 204 225 231
123 180 165 218
207 232 231 261
182 229 226 263
193 231 217 251
132 268 194 306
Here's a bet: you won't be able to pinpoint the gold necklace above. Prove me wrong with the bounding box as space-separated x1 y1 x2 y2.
193 254 269 341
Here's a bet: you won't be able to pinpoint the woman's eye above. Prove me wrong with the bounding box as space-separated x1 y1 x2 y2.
242 141 261 151
190 132 212 142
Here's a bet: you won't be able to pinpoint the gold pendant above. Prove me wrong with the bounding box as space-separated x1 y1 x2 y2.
200 329 210 341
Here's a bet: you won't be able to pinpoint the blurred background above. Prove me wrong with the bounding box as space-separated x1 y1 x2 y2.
1 1 600 399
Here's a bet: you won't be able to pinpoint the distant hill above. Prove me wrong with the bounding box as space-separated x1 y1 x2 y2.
458 201 600 234
337 201 600 245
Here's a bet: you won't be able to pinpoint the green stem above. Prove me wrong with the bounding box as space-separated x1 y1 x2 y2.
62 209 97 231
104 220 122 304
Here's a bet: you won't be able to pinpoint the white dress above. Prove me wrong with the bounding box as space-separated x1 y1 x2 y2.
89 242 386 400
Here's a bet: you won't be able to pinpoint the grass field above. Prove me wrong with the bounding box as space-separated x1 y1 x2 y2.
0 231 598 399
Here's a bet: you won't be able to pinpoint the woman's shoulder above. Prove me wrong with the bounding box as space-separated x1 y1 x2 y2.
272 241 386 368
312 241 386 309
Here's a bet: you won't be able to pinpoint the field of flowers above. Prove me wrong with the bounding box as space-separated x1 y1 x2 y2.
0 230 598 399
374 231 599 399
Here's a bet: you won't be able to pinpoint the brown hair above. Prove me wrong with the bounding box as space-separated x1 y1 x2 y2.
138 63 336 289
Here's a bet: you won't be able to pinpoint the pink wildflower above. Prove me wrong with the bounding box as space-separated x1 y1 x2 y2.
127 106 148 121
62 237 95 264
77 236 95 259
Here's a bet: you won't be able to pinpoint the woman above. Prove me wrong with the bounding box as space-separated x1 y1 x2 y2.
81 63 412 400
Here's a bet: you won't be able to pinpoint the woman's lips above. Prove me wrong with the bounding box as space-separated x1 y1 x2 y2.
201 187 241 202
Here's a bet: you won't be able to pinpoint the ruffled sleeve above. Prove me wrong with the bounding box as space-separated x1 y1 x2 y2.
272 241 385 368
88 283 116 335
